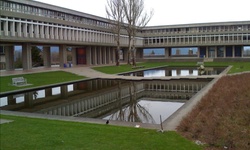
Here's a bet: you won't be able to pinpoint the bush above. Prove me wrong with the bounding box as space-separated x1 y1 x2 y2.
177 73 250 150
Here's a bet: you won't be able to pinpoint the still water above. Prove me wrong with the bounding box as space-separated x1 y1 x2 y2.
122 67 225 77
0 78 211 124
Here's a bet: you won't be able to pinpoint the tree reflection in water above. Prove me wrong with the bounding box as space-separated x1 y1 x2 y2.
108 81 156 124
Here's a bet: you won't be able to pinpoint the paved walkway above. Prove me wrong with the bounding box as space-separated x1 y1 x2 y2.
0 65 230 131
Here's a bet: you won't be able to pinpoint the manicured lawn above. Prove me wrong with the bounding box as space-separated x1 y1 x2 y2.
93 62 250 74
0 115 202 150
0 71 86 93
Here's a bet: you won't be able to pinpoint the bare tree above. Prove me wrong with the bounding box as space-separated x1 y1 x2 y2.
122 0 153 66
106 0 124 66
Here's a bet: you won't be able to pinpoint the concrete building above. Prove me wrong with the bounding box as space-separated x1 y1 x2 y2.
0 0 250 71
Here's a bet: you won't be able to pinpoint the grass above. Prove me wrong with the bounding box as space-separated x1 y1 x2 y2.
93 62 250 74
177 73 250 149
0 71 86 93
0 115 202 150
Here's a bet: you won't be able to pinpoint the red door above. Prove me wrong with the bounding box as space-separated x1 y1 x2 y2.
76 48 86 64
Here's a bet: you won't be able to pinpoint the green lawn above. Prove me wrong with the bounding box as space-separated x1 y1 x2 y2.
93 62 250 74
0 115 202 150
0 71 86 93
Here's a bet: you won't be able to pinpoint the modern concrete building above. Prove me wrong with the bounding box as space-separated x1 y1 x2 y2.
0 0 250 71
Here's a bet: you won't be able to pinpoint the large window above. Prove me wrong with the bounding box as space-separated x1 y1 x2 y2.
243 46 250 57
217 46 224 57
171 47 198 57
143 48 165 57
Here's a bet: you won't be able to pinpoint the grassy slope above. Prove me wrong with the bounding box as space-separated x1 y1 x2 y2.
177 73 250 149
0 115 202 150
0 71 85 93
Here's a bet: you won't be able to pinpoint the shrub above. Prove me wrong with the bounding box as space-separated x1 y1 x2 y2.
177 73 250 150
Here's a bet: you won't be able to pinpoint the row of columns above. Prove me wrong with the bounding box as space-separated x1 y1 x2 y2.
3 44 117 71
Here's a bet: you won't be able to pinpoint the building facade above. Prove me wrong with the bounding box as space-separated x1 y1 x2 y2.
0 0 249 70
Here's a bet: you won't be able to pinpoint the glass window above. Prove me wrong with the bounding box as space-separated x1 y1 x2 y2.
217 46 224 57
243 46 250 57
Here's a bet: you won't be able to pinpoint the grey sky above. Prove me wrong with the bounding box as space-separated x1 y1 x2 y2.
36 0 249 26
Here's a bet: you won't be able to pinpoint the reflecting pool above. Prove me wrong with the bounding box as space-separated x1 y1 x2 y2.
0 78 212 124
122 67 225 77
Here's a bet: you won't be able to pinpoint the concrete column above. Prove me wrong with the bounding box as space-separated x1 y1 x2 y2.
72 30 75 41
68 29 71 40
59 45 67 67
4 18 8 36
23 22 27 37
29 23 34 38
43 46 51 68
45 25 49 39
215 46 217 58
76 30 79 41
232 46 235 58
223 46 226 58
45 88 52 97
90 46 96 65
24 92 33 108
103 47 107 64
22 43 32 70
10 21 15 36
8 96 16 105
197 47 200 58
55 26 58 39
17 21 21 37
59 27 62 40
71 47 77 66
165 48 169 58
112 48 116 64
40 25 44 38
107 47 110 64
123 49 128 62
241 46 244 57
5 46 15 71
206 46 208 58
61 85 68 98
86 46 92 65
99 47 103 65
35 23 39 38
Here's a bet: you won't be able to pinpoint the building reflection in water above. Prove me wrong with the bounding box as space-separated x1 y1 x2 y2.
0 78 212 124
123 67 225 77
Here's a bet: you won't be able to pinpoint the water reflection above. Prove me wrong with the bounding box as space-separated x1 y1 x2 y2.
123 67 225 77
0 78 212 124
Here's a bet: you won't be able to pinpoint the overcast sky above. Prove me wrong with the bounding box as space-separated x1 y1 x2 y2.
36 0 249 26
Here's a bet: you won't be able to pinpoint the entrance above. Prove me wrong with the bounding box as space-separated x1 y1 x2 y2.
76 48 86 65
